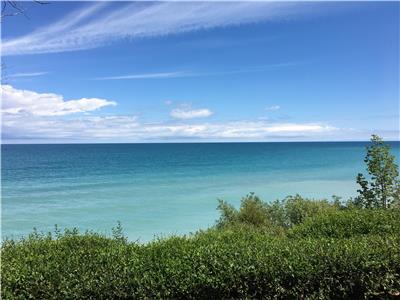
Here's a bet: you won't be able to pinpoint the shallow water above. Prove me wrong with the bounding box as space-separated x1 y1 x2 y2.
2 142 399 241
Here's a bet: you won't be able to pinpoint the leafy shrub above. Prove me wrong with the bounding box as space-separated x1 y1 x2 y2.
289 208 400 239
3 195 400 299
2 224 400 299
217 193 339 230
277 194 339 228
216 193 272 229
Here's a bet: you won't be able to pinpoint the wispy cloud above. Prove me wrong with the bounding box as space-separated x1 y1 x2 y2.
2 2 314 56
91 62 306 81
93 72 184 80
9 72 49 78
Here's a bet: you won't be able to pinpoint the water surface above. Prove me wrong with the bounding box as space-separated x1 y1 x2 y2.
2 142 399 241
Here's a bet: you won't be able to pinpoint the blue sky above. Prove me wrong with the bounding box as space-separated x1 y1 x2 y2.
1 1 399 143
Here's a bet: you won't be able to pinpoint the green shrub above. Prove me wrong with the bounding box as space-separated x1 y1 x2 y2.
278 194 339 228
3 196 400 299
216 193 272 229
2 225 400 299
289 208 400 239
217 193 339 230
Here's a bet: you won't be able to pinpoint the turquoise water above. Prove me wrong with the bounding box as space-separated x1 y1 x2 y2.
2 142 399 241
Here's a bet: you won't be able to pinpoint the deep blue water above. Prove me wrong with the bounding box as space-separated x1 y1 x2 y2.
2 142 399 241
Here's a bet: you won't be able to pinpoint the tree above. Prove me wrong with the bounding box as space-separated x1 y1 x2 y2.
355 135 399 208
1 1 49 83
1 1 48 21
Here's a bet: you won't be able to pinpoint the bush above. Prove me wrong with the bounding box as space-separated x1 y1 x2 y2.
2 224 400 299
216 193 272 229
3 196 400 299
217 193 339 230
275 194 340 228
289 208 400 239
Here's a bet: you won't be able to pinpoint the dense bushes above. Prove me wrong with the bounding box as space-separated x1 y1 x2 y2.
289 208 400 239
217 193 340 230
2 207 400 299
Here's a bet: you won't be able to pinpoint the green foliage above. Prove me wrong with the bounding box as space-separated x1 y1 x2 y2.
216 193 272 229
217 193 339 230
280 194 339 227
2 222 400 299
355 134 400 209
289 208 400 239
111 221 128 243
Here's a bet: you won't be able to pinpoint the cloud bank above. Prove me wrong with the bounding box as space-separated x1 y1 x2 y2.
2 2 313 56
3 115 337 142
1 85 342 143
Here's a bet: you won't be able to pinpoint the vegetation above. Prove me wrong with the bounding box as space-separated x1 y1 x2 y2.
2 208 400 299
289 208 400 239
354 134 400 209
217 193 339 230
2 135 399 299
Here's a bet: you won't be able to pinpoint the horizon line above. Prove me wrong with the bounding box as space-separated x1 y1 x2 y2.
3 140 400 146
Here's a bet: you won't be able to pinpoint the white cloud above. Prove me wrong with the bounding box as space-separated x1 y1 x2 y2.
1 85 116 116
2 112 338 142
266 105 280 111
1 86 350 143
170 106 213 119
2 2 313 56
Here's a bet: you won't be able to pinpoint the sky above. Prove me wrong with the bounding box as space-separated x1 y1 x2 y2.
1 1 399 143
